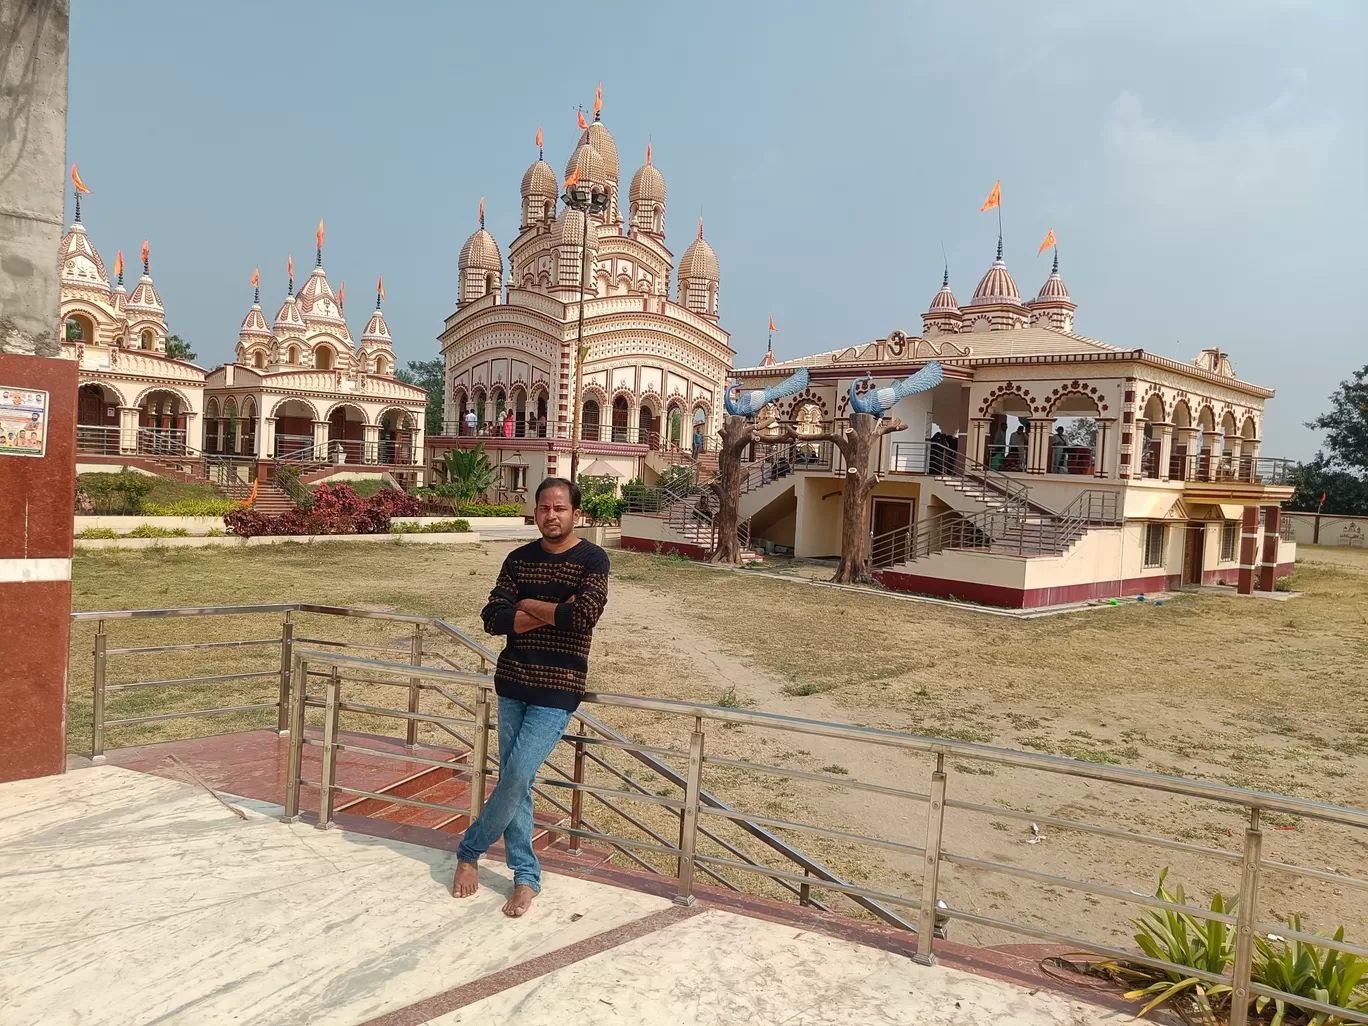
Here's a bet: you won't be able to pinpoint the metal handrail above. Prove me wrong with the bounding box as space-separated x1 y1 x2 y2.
287 647 1368 1025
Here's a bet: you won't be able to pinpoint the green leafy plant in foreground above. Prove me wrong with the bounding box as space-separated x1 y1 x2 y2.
1254 915 1368 1026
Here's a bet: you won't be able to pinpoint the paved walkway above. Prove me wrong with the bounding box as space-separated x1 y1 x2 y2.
0 766 1131 1026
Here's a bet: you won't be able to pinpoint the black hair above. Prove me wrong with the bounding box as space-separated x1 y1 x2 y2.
535 476 581 509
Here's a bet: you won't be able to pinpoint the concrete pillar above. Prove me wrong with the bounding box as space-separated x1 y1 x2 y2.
185 411 202 453
262 417 277 459
0 1 69 357
312 420 329 454
1095 419 1112 478
363 424 380 464
1237 505 1259 595
1027 419 1050 475
411 423 425 466
118 406 139 453
969 418 989 469
1155 423 1174 481
1258 505 1280 592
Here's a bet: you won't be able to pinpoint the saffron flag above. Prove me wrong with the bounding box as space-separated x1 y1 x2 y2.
769 315 776 332
71 163 91 194
980 181 1001 212
536 125 543 150
479 196 485 225
114 251 124 279
250 266 259 288
645 141 652 166
337 281 345 305
577 109 588 130
377 275 385 301
564 166 581 191
1320 491 1327 507
594 82 603 116
316 219 324 250
288 255 293 280
141 240 149 267
697 216 704 240
1038 229 1056 255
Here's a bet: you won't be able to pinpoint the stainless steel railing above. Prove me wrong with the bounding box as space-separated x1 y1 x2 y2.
283 646 1368 1026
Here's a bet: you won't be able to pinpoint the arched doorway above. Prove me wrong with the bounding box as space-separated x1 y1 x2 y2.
138 390 187 454
379 409 414 464
535 393 548 438
327 405 366 463
582 399 601 442
77 383 121 453
1169 401 1192 479
272 400 318 459
314 344 335 371
983 394 1031 471
65 313 95 344
240 397 258 457
1047 394 1102 476
668 404 684 449
222 397 239 456
638 403 659 447
513 388 527 438
204 397 221 454
691 407 707 454
611 395 629 443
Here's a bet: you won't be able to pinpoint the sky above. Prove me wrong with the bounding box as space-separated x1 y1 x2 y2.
66 0 1366 460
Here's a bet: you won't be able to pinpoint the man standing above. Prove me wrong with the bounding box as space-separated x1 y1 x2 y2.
463 408 477 436
455 477 610 917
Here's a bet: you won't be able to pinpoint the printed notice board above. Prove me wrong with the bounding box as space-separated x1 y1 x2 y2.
0 387 49 458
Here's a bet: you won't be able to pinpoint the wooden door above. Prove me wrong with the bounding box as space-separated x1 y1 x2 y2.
1183 525 1205 585
871 498 914 567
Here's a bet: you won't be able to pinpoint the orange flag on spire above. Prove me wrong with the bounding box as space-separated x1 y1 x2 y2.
114 250 123 278
536 125 543 150
697 216 704 240
564 166 581 191
288 255 294 280
377 275 385 301
479 197 485 226
1037 229 1056 255
71 163 91 194
645 141 652 166
769 315 777 333
577 109 588 130
980 181 1001 212
250 266 259 288
594 82 603 116
337 281 345 305
140 240 149 268
316 219 325 250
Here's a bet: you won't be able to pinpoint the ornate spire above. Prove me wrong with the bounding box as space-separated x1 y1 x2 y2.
1052 250 1059 274
996 233 1003 260
315 219 324 267
375 274 385 310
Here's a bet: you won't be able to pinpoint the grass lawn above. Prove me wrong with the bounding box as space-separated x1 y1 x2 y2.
69 542 1368 948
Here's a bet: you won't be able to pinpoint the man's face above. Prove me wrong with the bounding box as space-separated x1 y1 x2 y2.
535 484 576 540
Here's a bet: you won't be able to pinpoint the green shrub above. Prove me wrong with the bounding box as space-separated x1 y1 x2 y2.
390 521 421 533
1254 914 1368 1024
140 499 241 516
582 492 626 525
390 519 472 535
127 524 190 538
77 527 119 539
458 503 522 517
578 474 618 501
205 528 227 537
76 469 154 514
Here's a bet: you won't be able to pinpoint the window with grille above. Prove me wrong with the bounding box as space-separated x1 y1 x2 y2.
1143 523 1166 568
1221 522 1238 562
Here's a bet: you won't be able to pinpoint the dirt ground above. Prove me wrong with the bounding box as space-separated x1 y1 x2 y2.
67 541 1368 950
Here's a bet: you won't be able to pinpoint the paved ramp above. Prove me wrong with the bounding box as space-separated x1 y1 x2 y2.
0 766 1129 1026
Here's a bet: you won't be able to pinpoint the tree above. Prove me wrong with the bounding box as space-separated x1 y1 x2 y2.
404 358 446 437
438 443 497 505
1308 365 1368 476
1285 454 1368 516
1059 417 1098 448
809 413 906 584
164 333 196 361
707 414 794 564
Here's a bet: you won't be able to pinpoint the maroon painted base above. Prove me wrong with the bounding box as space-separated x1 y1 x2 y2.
620 535 710 561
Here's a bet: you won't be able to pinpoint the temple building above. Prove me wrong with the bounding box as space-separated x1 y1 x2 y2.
623 243 1297 607
430 99 734 502
61 203 426 486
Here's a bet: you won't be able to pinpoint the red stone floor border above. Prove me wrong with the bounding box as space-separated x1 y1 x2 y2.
358 905 705 1026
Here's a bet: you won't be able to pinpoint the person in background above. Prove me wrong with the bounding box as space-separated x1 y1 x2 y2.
1008 420 1028 470
455 477 610 918
989 419 1007 468
464 408 477 436
1051 426 1068 474
503 411 514 438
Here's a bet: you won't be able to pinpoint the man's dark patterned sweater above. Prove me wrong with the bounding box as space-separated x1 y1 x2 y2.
480 539 610 711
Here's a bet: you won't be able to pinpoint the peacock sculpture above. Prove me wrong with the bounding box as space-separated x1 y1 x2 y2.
723 366 811 418
847 362 944 418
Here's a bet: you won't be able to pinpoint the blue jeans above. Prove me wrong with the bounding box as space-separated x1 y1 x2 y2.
456 696 573 892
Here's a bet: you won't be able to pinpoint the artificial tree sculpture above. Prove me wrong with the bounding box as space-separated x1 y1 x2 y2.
809 363 944 584
710 367 811 563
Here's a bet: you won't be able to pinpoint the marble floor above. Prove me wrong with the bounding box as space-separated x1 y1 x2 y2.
0 765 1130 1026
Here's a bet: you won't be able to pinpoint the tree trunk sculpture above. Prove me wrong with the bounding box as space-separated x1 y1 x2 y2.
810 413 906 584
708 415 794 564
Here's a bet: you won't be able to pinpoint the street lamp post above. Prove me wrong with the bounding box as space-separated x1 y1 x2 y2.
562 182 609 484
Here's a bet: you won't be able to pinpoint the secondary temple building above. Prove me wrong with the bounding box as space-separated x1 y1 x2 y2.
623 244 1296 607
429 105 734 501
59 204 427 487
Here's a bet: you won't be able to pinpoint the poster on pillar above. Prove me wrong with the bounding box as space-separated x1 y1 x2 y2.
0 387 49 457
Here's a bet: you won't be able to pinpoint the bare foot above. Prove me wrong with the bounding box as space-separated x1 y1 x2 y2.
453 860 479 898
503 883 537 917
